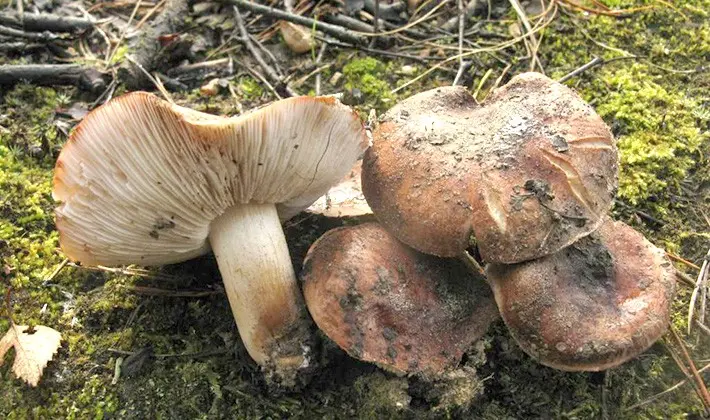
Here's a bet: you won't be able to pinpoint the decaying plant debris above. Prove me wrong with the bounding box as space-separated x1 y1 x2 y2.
1 0 709 418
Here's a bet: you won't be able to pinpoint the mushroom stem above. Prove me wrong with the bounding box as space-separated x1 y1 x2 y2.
209 203 311 379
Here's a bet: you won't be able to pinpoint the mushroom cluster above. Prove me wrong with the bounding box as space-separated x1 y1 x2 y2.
53 72 677 388
302 72 676 376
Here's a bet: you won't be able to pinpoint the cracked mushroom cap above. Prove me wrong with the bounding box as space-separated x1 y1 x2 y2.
486 219 676 371
54 92 369 266
302 223 499 377
362 72 618 263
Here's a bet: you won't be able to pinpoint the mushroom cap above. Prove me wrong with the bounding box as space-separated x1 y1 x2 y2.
486 219 676 371
362 72 618 263
54 92 368 266
302 223 499 377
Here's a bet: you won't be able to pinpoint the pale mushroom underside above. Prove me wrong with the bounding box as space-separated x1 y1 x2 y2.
54 92 368 265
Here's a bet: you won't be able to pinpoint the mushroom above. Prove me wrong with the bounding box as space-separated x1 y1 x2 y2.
362 72 618 264
486 219 676 371
53 92 369 381
301 223 499 377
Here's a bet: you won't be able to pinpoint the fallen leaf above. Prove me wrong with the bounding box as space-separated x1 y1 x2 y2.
280 21 315 54
0 325 62 387
307 162 373 218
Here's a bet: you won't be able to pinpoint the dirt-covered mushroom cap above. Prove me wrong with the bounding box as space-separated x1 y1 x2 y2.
53 92 368 383
362 72 618 263
486 219 676 371
302 223 499 377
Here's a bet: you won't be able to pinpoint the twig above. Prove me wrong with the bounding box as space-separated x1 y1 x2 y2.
453 61 472 86
490 63 512 92
226 0 367 44
558 55 641 83
695 320 710 338
668 327 710 410
558 0 654 17
317 36 442 63
232 56 282 99
452 0 467 86
371 0 380 45
314 42 327 96
108 348 229 358
0 41 44 52
0 64 106 92
323 14 376 33
167 58 232 77
233 5 298 97
460 251 485 276
626 360 710 411
127 285 224 297
67 262 187 283
473 68 493 100
613 198 665 226
107 0 142 65
667 252 701 271
508 0 543 72
678 271 700 289
0 11 97 32
0 24 58 41
45 258 69 283
688 248 710 334
442 0 483 32
124 55 175 103
557 56 604 83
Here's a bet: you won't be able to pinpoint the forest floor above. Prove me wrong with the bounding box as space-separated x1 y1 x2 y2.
1 0 709 418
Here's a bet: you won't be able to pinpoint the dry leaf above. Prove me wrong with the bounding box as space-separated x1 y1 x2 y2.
279 21 315 54
308 162 373 218
0 325 62 387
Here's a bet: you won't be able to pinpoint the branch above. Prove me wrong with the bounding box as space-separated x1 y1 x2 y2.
0 64 107 92
0 24 58 41
233 5 298 97
0 12 96 32
224 0 368 45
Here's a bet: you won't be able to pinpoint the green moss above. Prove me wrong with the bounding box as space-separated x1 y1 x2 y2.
589 65 706 213
237 76 265 101
342 57 396 112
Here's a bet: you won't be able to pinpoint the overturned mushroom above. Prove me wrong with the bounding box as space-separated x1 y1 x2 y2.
362 72 618 263
301 223 498 377
486 219 676 371
53 92 368 382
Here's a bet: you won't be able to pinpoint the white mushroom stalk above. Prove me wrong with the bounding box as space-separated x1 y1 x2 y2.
53 92 369 382
209 203 306 369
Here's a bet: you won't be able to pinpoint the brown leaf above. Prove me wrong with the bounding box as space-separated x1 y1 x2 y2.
279 21 315 54
0 325 62 387
307 162 372 218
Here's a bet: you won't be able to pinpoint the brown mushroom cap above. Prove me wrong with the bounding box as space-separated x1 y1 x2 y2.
302 223 499 377
486 219 676 371
362 72 618 263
